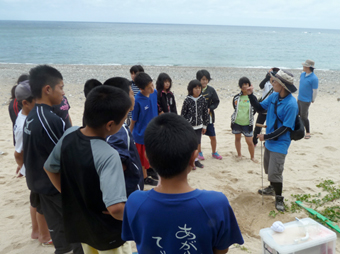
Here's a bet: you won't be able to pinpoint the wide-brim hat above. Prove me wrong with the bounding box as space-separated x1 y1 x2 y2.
270 69 297 93
302 59 315 68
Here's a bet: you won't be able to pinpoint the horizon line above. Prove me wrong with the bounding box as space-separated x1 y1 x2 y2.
0 19 339 31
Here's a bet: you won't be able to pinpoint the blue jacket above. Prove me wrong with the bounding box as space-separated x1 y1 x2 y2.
107 124 144 197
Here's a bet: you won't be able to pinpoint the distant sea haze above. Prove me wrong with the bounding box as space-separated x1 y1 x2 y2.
0 20 339 70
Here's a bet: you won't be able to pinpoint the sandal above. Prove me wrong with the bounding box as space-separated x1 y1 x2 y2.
42 239 53 246
304 134 311 139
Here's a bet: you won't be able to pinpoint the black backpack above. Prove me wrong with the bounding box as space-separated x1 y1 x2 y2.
274 101 305 141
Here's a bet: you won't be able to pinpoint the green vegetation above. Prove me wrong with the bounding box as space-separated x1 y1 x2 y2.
269 180 340 229
233 244 250 252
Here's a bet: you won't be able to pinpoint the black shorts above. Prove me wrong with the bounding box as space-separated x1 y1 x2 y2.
204 123 216 137
194 128 202 145
30 191 43 214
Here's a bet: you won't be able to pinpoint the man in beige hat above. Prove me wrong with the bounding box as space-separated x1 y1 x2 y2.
298 60 319 139
246 69 299 212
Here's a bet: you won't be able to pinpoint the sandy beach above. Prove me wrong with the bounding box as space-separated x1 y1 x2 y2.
1 63 340 253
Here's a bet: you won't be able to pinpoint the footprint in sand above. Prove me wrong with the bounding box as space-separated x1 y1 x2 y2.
324 146 337 152
230 178 238 183
247 170 253 174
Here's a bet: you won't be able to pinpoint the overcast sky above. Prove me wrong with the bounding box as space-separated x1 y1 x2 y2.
0 0 339 30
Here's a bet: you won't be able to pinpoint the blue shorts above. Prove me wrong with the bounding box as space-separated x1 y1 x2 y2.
204 123 216 137
232 123 253 137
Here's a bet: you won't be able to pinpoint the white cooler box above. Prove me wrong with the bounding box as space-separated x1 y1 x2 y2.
259 218 336 254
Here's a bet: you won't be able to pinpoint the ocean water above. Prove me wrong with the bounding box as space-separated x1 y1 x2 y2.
0 20 339 70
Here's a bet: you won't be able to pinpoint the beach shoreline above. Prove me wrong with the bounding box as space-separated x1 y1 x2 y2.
1 63 340 253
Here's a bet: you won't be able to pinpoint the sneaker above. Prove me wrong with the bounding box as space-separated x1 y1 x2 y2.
275 195 285 212
194 160 204 168
144 177 158 186
147 168 159 180
198 152 205 160
258 185 275 196
212 152 222 160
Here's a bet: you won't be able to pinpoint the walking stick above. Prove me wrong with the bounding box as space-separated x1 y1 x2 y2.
256 123 267 205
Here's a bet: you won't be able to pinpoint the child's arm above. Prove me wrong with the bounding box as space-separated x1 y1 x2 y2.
130 100 140 132
14 151 23 168
259 73 270 89
213 248 229 254
129 120 136 132
14 151 23 174
202 99 209 129
107 202 125 221
44 169 61 192
232 96 236 109
180 98 188 119
209 89 220 111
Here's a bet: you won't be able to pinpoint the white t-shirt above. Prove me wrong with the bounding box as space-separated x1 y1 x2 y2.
14 110 27 176
262 81 273 99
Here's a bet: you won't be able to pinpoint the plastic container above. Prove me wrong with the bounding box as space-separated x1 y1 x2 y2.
259 218 336 254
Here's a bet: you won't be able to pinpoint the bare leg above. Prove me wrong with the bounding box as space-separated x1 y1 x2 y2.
245 136 256 162
198 144 202 153
142 166 147 178
235 134 242 157
210 136 217 154
36 212 51 243
30 206 39 239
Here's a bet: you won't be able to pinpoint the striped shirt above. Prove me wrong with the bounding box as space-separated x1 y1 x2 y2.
23 104 65 195
131 82 140 96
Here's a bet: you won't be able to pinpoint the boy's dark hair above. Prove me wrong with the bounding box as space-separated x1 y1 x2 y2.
187 80 202 96
130 65 144 74
137 65 144 72
29 65 63 99
17 74 29 84
103 77 131 95
238 77 251 88
10 85 17 100
84 79 102 98
84 86 131 128
156 73 172 92
134 72 152 90
145 113 198 178
196 69 211 82
11 74 29 99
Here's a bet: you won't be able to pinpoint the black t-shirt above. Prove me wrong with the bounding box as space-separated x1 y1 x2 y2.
45 127 126 250
23 103 65 195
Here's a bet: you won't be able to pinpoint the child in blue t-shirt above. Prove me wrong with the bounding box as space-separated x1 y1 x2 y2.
231 77 256 162
130 72 158 186
122 113 244 254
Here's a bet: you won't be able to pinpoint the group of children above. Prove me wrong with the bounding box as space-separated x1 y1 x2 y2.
9 61 304 253
9 64 244 254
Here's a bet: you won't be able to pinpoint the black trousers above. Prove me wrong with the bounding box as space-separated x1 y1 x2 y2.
253 112 267 145
40 193 84 254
